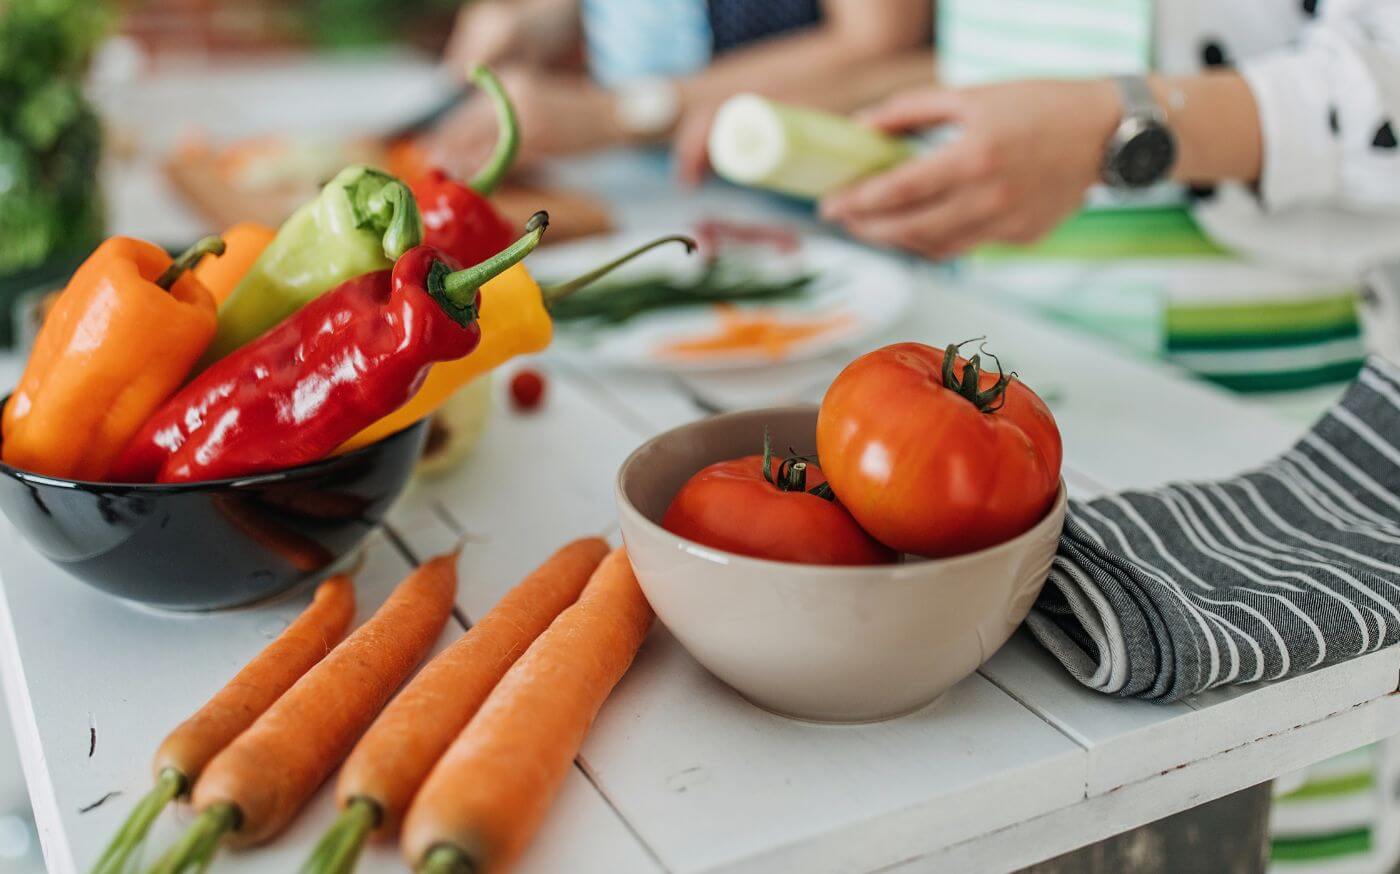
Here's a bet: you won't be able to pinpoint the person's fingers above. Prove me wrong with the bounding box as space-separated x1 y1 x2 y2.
985 213 1054 247
923 218 1002 261
855 88 965 133
838 184 1009 255
424 101 496 176
820 149 966 220
821 135 1000 221
672 107 716 188
442 1 517 74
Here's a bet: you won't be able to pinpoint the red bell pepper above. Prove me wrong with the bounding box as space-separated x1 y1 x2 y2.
111 213 549 484
413 65 518 266
415 169 515 269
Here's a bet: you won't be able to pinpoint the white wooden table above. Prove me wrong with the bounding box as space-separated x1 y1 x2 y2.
4 59 1399 874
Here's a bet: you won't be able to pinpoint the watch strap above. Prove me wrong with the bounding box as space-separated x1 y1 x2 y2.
1101 75 1176 188
1113 75 1165 125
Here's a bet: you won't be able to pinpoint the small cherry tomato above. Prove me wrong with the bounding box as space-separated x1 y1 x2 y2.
817 340 1062 557
662 435 896 566
509 368 546 411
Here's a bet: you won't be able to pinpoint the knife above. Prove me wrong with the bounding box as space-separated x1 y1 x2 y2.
382 82 473 143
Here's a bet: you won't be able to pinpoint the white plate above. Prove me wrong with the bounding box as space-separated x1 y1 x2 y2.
531 232 915 373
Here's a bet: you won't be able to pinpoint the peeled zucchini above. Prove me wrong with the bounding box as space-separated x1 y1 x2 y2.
708 94 913 200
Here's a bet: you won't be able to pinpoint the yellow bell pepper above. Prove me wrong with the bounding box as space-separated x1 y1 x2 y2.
340 264 549 452
338 234 695 453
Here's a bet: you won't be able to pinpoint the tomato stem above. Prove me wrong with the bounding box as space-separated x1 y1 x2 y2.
779 459 808 491
943 338 1013 413
758 429 836 500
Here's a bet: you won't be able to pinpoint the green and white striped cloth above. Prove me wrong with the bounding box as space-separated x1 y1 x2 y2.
937 0 1152 86
940 0 1367 396
963 207 1366 395
1269 743 1400 873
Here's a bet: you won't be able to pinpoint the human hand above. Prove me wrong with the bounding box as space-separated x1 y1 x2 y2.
443 1 529 72
673 104 719 188
820 80 1120 259
426 68 623 176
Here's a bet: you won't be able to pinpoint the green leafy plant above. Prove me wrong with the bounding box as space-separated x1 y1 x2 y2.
0 0 110 344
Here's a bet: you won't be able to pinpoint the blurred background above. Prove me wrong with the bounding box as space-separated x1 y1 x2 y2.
1 1 1398 872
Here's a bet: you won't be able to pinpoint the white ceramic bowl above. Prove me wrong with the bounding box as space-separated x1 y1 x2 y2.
616 406 1067 723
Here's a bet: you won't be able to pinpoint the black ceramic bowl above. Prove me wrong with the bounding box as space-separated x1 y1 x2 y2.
0 403 428 611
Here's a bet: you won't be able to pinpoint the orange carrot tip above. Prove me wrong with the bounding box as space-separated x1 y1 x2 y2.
299 797 379 874
89 767 185 874
146 802 239 874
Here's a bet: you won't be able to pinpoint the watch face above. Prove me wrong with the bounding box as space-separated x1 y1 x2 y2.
1115 124 1176 188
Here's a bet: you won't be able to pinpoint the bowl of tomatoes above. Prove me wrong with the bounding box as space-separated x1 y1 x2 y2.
616 341 1067 723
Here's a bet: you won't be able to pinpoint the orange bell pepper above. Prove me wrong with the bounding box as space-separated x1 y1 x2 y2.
1 236 223 481
193 222 276 306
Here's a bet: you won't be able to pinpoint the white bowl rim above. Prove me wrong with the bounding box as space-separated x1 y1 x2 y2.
615 405 1068 580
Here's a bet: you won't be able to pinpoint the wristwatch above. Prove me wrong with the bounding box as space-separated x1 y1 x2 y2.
613 77 682 139
1101 75 1177 189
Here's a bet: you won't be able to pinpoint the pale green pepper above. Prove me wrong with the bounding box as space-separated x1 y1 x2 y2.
203 165 423 362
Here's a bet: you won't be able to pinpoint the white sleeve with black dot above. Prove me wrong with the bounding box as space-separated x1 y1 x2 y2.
1240 0 1400 213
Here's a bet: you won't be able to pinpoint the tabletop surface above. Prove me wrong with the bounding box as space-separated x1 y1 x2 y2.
4 58 1399 874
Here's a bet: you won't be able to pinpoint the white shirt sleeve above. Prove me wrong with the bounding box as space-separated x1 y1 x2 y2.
1239 0 1400 214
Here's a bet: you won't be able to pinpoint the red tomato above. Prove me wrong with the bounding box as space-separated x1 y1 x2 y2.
509 368 546 411
816 341 1062 557
662 448 895 566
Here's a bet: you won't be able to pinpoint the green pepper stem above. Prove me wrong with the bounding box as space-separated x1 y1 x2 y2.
541 235 698 307
146 802 239 874
299 797 380 874
429 211 550 327
418 844 478 874
466 65 519 196
156 236 225 291
345 169 424 261
90 767 186 874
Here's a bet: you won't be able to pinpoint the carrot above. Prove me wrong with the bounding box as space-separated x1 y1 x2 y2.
657 306 855 361
401 547 653 874
147 550 459 873
90 574 355 874
302 538 610 874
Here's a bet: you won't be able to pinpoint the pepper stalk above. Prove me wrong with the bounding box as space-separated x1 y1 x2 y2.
155 236 226 291
540 234 698 308
466 64 519 197
427 211 550 327
345 169 424 261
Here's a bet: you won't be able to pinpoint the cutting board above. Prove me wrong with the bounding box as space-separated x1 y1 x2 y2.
164 140 613 244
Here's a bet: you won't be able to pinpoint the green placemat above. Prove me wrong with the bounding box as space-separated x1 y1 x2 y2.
973 206 1229 261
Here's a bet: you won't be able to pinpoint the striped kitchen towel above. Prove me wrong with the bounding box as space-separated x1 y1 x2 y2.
1028 357 1400 701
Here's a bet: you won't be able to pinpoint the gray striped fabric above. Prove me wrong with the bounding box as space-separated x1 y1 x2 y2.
1027 357 1400 702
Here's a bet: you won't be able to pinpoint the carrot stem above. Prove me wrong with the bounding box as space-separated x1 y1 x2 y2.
418 845 477 874
90 767 186 874
146 802 238 874
299 797 380 874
